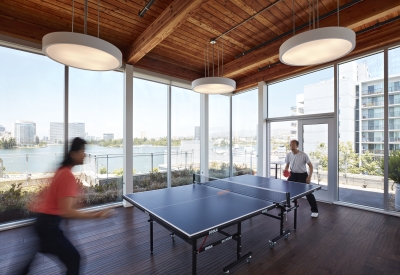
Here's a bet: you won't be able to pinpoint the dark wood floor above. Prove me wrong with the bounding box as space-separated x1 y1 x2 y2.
1 200 400 275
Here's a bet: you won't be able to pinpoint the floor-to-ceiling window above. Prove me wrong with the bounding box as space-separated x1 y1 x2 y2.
388 46 400 212
69 68 123 205
171 86 200 186
0 47 64 224
338 52 385 209
232 89 257 175
267 68 333 187
132 78 168 191
209 95 230 178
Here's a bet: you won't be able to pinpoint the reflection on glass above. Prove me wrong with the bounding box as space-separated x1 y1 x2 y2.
209 95 230 178
338 52 384 209
171 86 200 186
132 79 168 191
232 89 257 176
303 124 328 190
0 46 64 224
70 68 123 204
388 47 400 212
269 121 296 178
268 67 334 118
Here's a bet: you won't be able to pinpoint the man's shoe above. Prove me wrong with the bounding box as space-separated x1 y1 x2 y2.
311 212 319 218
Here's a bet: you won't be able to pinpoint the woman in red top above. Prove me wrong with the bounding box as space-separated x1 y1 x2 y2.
22 137 112 275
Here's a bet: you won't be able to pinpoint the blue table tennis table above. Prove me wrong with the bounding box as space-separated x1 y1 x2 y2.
123 174 321 274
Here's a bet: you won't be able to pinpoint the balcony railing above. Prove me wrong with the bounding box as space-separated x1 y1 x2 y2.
389 99 400 105
362 125 384 130
389 111 400 117
389 86 400 93
361 88 383 95
362 101 384 107
362 137 383 142
362 113 383 119
389 137 400 142
389 124 400 130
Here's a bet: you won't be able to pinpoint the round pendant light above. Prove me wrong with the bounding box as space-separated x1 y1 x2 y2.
192 38 236 94
42 0 122 71
279 27 356 66
192 77 236 94
42 32 122 71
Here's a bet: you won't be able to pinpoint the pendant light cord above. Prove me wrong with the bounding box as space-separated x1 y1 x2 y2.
292 0 295 35
338 0 340 26
98 0 100 38
72 0 75 32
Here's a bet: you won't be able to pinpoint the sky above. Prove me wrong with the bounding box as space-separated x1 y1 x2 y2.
0 46 258 140
1 46 399 140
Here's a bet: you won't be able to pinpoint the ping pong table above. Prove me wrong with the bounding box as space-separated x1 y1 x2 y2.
123 174 321 274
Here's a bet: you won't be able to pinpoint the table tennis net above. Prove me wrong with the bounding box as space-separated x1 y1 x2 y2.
193 174 290 206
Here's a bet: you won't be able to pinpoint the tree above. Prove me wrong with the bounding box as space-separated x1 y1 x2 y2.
339 141 360 175
35 136 40 145
308 142 328 170
360 150 379 175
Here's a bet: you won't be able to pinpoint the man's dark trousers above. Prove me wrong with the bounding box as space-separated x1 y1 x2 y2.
288 172 318 213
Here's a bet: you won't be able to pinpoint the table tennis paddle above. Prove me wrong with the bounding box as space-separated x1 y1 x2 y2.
283 170 290 178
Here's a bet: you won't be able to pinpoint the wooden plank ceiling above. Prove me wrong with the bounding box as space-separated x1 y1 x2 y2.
1 0 400 92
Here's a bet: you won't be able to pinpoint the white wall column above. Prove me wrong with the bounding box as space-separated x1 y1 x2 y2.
64 66 69 156
257 82 267 176
167 84 172 188
383 48 389 211
123 64 133 207
200 94 209 177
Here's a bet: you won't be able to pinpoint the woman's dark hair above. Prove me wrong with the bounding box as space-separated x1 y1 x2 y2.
61 137 87 167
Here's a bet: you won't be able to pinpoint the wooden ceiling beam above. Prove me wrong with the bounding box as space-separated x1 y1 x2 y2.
235 19 400 92
135 55 203 81
126 0 206 64
223 0 400 79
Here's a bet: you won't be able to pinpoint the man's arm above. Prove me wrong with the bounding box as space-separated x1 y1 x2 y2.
284 163 290 172
306 162 313 183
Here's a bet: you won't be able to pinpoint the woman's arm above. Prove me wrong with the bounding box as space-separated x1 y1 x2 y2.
59 197 113 219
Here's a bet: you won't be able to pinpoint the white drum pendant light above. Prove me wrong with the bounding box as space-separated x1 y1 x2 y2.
280 27 355 66
192 38 236 94
42 0 122 71
192 77 236 94
279 0 355 66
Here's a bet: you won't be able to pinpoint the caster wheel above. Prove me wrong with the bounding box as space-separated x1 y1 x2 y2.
224 270 230 274
246 258 251 263
284 233 290 239
269 241 275 249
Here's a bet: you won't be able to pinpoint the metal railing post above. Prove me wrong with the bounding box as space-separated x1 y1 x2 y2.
107 155 109 182
96 155 98 179
250 151 253 172
151 153 153 172
185 151 188 169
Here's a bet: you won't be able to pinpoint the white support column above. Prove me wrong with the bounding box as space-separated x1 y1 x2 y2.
167 84 172 188
64 66 69 156
257 82 267 177
229 96 233 177
333 63 339 202
123 64 134 207
383 48 389 211
200 94 209 177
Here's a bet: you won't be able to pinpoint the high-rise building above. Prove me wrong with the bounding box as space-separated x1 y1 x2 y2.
0 125 5 133
194 126 200 140
50 122 85 143
103 133 114 141
141 131 147 139
14 120 36 145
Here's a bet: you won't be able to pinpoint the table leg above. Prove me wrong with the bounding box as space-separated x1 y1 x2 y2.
192 239 197 275
275 164 278 179
149 219 153 254
294 200 298 231
237 222 241 260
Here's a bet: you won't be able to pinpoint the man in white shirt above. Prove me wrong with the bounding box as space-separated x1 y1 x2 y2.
283 139 319 218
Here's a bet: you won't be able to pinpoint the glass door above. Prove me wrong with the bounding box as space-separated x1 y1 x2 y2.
298 118 335 202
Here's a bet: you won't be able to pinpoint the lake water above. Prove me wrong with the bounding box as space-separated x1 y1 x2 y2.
0 144 256 174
